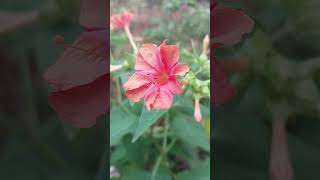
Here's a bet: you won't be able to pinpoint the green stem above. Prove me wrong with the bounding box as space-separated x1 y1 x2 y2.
194 69 202 76
151 156 163 180
162 114 169 150
114 77 123 105
18 57 38 133
151 114 170 180
166 138 177 153
110 51 115 61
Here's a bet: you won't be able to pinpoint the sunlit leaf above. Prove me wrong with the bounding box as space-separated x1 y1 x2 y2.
131 106 166 142
110 107 138 145
171 113 210 151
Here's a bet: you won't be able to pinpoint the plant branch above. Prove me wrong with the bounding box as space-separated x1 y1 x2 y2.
124 25 138 53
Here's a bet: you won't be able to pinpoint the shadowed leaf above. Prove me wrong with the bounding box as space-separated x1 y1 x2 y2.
0 10 39 33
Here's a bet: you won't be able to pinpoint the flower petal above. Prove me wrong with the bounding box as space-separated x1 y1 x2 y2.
48 75 108 128
170 63 189 76
160 41 179 69
144 85 173 111
43 30 107 91
125 84 150 102
123 73 150 91
135 44 158 71
144 85 158 111
212 5 254 47
110 12 133 30
153 88 173 110
163 79 184 95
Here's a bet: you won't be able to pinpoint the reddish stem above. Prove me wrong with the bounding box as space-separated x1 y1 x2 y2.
124 25 138 53
269 119 294 180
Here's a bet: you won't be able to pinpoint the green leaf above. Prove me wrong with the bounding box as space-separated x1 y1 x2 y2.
131 106 166 142
110 107 138 146
123 135 147 167
171 113 210 151
120 166 171 180
176 159 210 180
110 31 128 46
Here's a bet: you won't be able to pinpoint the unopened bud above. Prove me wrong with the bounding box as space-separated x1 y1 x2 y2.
194 98 202 122
269 119 294 180
202 34 209 55
110 64 123 72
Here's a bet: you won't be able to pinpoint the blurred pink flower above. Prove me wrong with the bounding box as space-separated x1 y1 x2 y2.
211 1 254 105
110 12 133 30
44 0 108 128
124 40 189 111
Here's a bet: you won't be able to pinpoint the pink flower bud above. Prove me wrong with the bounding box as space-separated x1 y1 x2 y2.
269 120 294 180
194 98 202 122
110 64 122 72
202 34 209 55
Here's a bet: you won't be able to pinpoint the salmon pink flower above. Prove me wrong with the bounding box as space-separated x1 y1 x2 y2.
110 12 133 30
124 40 189 111
111 11 137 52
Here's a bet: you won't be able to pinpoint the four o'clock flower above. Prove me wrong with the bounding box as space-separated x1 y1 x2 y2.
110 12 133 30
124 40 189 111
110 11 137 52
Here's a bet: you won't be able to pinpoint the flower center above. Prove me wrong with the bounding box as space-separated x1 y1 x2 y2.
157 72 169 85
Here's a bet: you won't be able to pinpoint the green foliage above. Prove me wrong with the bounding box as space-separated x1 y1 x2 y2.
132 107 166 142
171 113 210 151
142 1 209 45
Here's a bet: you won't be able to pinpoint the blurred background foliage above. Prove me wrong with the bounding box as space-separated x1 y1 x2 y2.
0 0 106 179
215 0 320 179
110 0 209 57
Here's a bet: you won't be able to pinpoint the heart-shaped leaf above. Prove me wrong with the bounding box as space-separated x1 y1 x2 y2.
110 107 138 145
171 113 210 151
132 106 166 142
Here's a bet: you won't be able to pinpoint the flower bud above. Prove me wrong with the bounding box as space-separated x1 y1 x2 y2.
194 98 202 122
202 34 209 55
269 119 294 180
110 64 122 72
